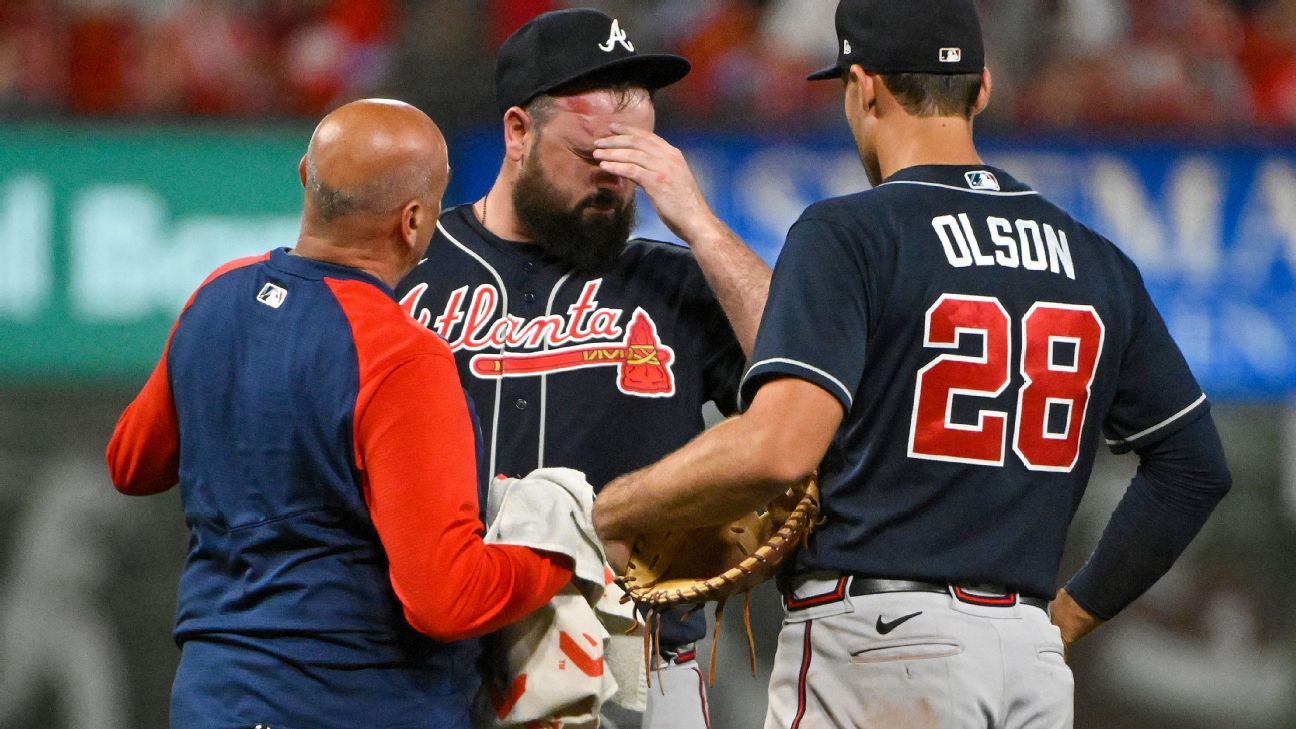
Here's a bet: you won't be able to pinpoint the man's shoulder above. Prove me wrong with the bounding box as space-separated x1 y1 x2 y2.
786 191 888 248
399 205 494 291
625 236 694 261
620 237 706 279
799 189 887 225
431 203 484 249
326 277 453 361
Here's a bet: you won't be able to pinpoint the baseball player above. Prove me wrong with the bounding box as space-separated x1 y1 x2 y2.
593 1 1233 728
106 100 575 729
396 9 770 728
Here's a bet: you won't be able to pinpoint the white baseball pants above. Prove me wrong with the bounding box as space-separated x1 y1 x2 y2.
764 586 1072 729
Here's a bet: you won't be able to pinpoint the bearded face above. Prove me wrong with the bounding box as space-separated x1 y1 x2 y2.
512 143 637 274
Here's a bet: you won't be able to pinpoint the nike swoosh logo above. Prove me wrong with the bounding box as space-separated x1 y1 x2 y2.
875 611 923 635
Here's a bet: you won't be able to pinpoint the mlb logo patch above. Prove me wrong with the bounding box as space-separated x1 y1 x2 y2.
965 170 1000 191
940 47 962 63
256 282 287 309
843 39 852 54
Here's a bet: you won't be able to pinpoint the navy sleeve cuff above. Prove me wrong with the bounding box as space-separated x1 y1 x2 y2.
739 358 854 413
1105 393 1208 454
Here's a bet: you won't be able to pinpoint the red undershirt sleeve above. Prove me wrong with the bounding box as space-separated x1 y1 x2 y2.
106 253 269 497
106 347 180 495
357 352 573 642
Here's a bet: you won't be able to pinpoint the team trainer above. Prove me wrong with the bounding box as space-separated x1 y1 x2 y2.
108 99 573 729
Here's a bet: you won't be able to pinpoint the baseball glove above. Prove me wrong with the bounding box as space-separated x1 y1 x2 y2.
619 477 820 685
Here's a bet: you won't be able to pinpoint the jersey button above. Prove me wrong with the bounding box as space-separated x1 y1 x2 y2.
523 262 536 272
514 398 528 410
523 292 536 303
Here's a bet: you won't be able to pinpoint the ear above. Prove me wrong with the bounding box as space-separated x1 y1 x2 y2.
298 155 308 188
847 65 876 115
973 67 992 117
502 106 534 163
400 199 424 251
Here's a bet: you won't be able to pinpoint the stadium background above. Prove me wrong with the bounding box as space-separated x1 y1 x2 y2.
1 0 1295 727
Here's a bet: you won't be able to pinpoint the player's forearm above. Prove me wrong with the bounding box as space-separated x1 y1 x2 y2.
591 125 770 353
596 379 841 539
684 219 771 356
1064 415 1231 620
594 415 802 540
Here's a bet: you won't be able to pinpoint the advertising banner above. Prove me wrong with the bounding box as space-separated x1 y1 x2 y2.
1 126 1293 398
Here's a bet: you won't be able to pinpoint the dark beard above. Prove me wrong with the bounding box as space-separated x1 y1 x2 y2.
513 160 635 274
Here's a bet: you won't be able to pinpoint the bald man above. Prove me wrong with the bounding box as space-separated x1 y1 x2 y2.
107 99 574 729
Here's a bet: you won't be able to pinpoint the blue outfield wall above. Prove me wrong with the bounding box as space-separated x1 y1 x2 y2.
0 124 1292 399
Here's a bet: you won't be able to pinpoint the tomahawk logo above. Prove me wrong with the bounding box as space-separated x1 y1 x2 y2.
401 279 677 397
598 18 634 52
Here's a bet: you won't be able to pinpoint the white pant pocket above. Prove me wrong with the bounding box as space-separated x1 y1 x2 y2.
850 638 963 664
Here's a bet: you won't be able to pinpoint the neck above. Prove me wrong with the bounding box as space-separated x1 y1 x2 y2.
876 114 982 181
480 166 535 242
293 232 404 289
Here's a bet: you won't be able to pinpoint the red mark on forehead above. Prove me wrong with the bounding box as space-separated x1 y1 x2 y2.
548 89 655 143
559 95 600 116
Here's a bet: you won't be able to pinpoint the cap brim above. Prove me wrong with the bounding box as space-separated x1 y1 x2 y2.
806 63 843 81
543 54 692 100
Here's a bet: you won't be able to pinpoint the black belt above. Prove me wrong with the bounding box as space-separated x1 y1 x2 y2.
848 578 1049 611
784 575 1049 612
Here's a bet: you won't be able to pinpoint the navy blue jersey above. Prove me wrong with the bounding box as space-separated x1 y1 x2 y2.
742 165 1208 600
397 204 746 647
397 204 745 491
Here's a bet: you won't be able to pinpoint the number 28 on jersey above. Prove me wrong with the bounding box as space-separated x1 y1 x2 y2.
908 293 1105 473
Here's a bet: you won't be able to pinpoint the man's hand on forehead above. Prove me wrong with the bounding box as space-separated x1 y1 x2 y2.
593 123 717 243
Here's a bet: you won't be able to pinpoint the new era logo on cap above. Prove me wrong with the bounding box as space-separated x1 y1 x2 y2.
940 47 962 63
965 170 1000 191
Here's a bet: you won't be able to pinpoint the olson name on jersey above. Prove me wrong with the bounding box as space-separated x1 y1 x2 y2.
931 213 1075 279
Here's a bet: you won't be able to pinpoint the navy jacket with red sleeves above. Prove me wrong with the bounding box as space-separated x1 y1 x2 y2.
107 247 569 729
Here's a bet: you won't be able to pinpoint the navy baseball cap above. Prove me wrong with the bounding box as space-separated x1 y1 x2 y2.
807 0 985 80
495 9 691 115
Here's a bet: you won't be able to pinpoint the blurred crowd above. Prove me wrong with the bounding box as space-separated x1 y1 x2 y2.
2 0 1295 132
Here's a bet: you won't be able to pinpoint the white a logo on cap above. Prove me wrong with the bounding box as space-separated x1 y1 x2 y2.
940 47 962 63
599 18 634 52
843 39 852 54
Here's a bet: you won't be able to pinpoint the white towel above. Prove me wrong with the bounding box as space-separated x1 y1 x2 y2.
476 468 647 728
